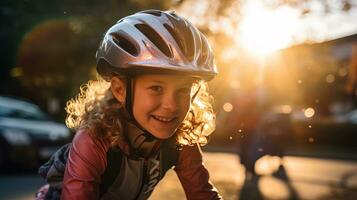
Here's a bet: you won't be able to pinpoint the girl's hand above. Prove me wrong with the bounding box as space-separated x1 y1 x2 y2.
34 184 49 200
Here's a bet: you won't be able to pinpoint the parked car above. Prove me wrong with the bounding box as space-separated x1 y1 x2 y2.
0 96 71 169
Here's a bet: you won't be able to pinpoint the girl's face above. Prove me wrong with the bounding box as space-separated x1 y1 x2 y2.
132 74 194 139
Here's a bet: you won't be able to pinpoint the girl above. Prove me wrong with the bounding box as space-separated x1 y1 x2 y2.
38 9 222 200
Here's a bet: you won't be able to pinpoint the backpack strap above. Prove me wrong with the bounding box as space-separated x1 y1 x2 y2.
99 147 122 197
160 136 179 175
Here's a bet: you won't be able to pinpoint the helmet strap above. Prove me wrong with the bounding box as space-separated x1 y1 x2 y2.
124 77 147 131
125 77 134 121
124 76 163 158
191 84 201 103
126 121 162 158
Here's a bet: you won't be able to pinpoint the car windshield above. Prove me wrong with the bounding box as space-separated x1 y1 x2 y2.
0 98 49 121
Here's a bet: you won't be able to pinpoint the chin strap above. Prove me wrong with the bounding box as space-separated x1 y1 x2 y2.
123 77 162 158
191 84 201 102
125 77 134 121
125 122 162 158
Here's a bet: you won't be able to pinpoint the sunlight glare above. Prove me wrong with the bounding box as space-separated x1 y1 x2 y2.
259 176 291 199
238 2 299 57
255 155 281 175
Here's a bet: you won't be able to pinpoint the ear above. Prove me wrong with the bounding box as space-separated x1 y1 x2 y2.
110 77 126 104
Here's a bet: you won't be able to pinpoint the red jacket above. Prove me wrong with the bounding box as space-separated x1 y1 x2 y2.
61 129 222 200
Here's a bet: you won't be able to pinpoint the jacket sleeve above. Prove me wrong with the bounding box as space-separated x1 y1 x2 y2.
174 144 223 200
61 130 109 200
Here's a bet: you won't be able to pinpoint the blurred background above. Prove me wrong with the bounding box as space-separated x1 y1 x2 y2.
1 0 357 199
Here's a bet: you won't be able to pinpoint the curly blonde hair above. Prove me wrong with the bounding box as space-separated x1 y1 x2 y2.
65 76 216 147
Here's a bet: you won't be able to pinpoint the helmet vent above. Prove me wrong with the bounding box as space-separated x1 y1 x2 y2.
111 33 138 56
164 23 185 58
185 28 195 61
197 36 209 67
135 23 172 58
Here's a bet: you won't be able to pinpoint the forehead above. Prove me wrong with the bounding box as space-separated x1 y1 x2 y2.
135 74 196 86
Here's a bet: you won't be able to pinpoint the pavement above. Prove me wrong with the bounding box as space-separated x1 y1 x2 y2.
1 149 357 200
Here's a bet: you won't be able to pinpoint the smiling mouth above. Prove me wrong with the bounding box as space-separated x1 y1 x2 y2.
152 115 177 123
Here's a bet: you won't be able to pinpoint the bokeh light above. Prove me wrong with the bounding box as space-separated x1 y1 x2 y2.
304 108 315 118
223 102 233 112
325 74 335 83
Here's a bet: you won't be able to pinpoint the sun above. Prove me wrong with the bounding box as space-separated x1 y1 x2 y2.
238 2 299 57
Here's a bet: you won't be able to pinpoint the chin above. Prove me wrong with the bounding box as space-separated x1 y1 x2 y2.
151 130 176 139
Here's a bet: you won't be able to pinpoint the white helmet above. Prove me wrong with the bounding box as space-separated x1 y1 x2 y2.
96 9 218 81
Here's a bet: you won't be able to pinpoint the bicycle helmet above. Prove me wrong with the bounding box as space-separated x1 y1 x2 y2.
96 9 217 81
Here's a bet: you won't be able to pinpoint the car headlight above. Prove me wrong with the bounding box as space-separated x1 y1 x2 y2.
2 129 31 145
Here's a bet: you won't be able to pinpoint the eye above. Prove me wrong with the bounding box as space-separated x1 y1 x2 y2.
149 85 163 93
178 87 191 95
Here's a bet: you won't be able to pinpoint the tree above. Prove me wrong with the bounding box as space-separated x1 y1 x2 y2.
3 0 175 119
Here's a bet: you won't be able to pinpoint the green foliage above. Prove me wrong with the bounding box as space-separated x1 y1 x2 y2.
1 0 172 118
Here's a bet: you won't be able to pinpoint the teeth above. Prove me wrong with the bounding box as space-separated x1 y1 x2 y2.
153 115 174 122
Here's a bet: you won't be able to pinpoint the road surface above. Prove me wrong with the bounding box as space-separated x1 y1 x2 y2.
1 153 357 200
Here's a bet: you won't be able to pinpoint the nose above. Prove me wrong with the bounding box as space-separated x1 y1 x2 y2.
161 92 179 112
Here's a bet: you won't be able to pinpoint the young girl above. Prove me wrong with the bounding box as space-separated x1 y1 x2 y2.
37 9 222 200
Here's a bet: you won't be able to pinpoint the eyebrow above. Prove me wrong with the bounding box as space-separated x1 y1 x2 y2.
151 80 165 84
150 79 193 86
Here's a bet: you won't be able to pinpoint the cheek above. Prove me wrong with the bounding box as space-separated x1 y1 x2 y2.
179 96 192 116
133 92 159 116
137 98 157 112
